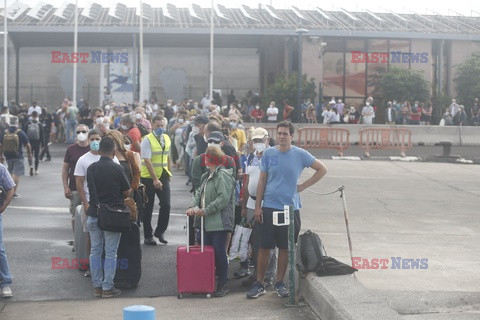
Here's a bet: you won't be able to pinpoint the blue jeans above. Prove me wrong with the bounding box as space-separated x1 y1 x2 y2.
204 230 229 287
65 119 78 144
87 216 122 290
0 214 12 288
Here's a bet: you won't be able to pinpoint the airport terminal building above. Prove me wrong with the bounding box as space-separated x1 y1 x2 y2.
0 2 479 108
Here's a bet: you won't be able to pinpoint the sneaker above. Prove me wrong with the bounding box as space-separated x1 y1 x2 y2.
213 284 230 298
1 286 13 298
246 281 266 299
84 270 91 277
35 170 39 175
274 281 289 298
29 166 34 176
102 287 121 298
13 193 20 199
234 267 251 278
93 287 102 297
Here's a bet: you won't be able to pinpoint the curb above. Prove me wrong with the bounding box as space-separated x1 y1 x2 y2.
299 274 402 320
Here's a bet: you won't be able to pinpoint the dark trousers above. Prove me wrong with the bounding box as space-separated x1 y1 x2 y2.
40 134 51 160
141 172 171 240
30 140 41 171
204 230 228 287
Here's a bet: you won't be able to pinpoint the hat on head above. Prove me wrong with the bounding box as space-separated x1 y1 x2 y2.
251 127 268 140
194 115 209 125
207 131 224 143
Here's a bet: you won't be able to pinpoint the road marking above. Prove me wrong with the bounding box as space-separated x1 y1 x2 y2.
9 206 67 212
8 206 187 217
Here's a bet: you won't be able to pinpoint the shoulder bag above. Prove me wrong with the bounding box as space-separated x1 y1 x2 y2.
91 164 131 233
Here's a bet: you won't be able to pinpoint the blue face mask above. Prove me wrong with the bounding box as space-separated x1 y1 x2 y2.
90 140 100 151
154 128 164 137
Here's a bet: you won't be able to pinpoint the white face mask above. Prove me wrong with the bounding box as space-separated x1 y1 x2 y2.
135 113 142 120
253 142 267 153
178 119 184 124
95 117 104 124
77 132 87 142
121 124 128 130
208 142 221 148
192 126 200 134
124 144 131 151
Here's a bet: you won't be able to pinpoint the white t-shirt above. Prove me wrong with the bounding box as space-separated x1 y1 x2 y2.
73 152 119 202
267 107 278 121
28 105 42 116
246 152 262 209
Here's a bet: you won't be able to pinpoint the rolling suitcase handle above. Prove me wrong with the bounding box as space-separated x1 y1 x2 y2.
186 213 204 253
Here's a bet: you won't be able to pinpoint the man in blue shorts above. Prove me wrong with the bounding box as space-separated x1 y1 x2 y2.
247 121 327 299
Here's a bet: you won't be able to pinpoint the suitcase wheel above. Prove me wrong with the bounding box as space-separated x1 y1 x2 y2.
206 294 211 299
177 293 183 299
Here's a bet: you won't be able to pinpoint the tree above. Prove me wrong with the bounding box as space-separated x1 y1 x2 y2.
377 67 430 103
262 72 316 122
454 53 480 108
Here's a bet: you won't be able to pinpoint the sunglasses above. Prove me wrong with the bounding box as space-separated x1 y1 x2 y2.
76 130 87 134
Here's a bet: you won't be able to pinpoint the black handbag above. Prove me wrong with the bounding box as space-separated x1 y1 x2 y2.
97 203 131 233
91 164 131 233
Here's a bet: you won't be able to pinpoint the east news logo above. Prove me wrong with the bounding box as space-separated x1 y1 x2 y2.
51 51 128 63
352 257 429 269
351 51 428 64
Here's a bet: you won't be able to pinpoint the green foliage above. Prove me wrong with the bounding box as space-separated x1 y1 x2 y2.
454 53 480 107
262 72 316 109
377 67 430 103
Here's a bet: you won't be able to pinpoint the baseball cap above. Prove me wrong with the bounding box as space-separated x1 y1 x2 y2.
194 115 209 125
207 131 224 143
251 127 268 140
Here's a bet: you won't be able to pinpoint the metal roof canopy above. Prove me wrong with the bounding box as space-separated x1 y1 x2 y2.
54 2 75 20
1 3 479 40
80 2 102 20
6 2 29 20
26 2 53 21
108 3 127 20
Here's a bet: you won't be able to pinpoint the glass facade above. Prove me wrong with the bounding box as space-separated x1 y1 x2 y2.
322 38 412 102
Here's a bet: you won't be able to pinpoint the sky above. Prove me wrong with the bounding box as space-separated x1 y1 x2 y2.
13 0 480 17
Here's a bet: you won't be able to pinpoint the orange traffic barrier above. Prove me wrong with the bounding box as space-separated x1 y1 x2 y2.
359 128 412 157
297 127 350 156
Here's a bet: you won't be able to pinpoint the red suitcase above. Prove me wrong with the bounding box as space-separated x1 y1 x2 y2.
176 216 215 299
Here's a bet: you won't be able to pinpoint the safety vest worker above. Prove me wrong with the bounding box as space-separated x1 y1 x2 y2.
140 115 172 246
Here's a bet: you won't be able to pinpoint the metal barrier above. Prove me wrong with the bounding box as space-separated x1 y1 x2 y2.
359 128 412 157
297 127 350 156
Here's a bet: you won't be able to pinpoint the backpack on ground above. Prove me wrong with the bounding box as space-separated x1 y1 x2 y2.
27 122 40 141
296 230 357 277
3 129 21 158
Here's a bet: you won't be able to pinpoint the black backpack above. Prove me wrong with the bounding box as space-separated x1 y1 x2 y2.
136 123 149 137
296 230 357 277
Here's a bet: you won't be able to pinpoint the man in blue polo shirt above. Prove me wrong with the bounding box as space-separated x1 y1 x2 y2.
246 121 327 299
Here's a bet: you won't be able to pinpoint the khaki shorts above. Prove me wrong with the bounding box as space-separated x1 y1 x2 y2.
69 191 81 217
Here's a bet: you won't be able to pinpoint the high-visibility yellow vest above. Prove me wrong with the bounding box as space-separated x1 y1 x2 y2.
140 133 172 179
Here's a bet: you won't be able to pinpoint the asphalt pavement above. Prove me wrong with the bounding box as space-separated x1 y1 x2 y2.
0 142 479 319
0 143 319 319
